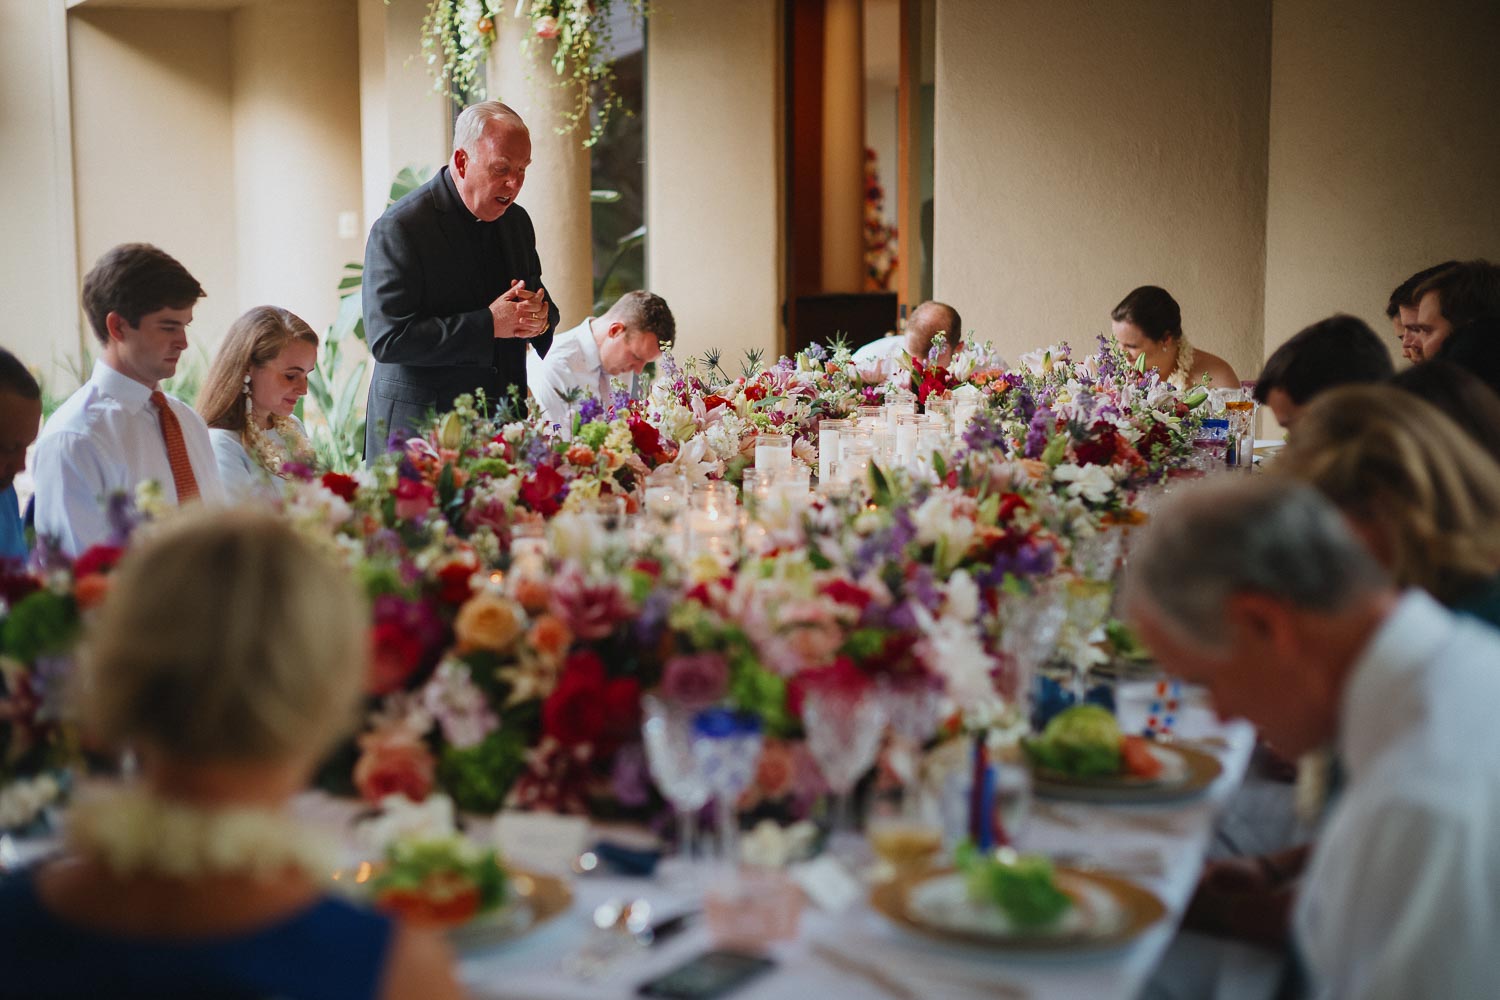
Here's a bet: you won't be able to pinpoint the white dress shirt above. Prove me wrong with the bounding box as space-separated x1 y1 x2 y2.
851 335 909 368
1295 590 1500 1000
526 317 610 432
32 360 222 555
210 416 308 502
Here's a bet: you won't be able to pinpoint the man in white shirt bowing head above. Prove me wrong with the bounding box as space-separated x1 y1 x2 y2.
527 290 674 434
1123 476 1500 1000
33 243 223 556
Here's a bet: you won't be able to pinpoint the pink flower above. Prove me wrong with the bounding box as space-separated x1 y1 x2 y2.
534 14 559 38
353 725 436 804
549 568 634 640
393 478 435 520
661 652 730 710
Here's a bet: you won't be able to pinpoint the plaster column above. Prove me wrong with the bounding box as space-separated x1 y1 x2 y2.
820 0 866 293
488 16 594 330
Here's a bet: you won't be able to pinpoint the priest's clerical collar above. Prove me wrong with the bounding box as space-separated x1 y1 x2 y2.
441 166 484 224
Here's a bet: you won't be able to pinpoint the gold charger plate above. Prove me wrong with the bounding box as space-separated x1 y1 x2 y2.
333 862 573 953
871 867 1166 951
1031 743 1222 804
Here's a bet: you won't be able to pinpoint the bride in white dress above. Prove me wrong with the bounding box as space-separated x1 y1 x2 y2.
197 306 319 498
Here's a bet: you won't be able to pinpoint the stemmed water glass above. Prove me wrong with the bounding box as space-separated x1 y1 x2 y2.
995 579 1068 726
640 694 711 879
689 708 763 870
802 683 888 856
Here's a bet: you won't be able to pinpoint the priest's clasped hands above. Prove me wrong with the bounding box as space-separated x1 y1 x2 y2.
491 279 550 339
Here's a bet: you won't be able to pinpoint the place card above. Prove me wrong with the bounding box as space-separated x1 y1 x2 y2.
788 855 863 913
492 811 590 872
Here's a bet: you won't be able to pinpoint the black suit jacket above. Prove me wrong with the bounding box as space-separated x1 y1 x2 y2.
362 166 558 462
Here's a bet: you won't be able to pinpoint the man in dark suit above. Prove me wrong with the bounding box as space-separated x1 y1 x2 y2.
362 101 559 462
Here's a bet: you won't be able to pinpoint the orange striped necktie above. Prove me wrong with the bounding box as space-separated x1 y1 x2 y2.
149 390 200 503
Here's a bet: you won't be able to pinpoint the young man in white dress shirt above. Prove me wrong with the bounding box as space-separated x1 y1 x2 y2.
850 300 962 372
1124 476 1500 1000
526 290 675 433
32 243 223 556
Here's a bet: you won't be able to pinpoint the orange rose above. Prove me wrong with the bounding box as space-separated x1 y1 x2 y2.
453 593 524 653
72 573 111 610
526 613 573 660
565 443 596 466
512 575 551 614
1017 458 1048 480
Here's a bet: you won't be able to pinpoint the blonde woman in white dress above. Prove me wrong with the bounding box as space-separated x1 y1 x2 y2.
199 306 319 498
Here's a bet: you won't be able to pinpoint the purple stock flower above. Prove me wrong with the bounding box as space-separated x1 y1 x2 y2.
103 492 144 547
609 388 633 415
805 342 828 361
576 397 604 424
1024 407 1055 459
524 436 552 465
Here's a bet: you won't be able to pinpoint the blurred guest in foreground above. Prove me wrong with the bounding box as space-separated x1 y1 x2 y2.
1272 385 1500 625
1405 258 1500 361
1385 260 1457 362
852 300 964 370
1253 315 1393 431
0 348 43 564
1125 477 1500 1000
199 306 319 499
1389 361 1500 466
0 510 461 1000
1109 285 1237 389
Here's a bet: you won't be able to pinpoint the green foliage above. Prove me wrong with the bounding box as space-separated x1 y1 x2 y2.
1 591 78 664
437 727 529 814
306 166 433 473
728 656 791 736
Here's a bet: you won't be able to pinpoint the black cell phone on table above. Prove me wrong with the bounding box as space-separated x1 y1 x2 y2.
636 949 777 999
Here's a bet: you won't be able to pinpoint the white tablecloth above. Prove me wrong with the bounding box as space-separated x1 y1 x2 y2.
0 705 1256 1000
459 715 1256 1000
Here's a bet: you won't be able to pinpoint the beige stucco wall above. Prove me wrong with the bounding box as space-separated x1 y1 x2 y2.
231 0 364 337
357 0 449 231
645 0 783 363
69 7 239 367
0 0 78 389
1263 0 1500 362
933 0 1272 378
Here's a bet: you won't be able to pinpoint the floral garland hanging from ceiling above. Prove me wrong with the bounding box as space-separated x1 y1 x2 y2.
421 0 649 148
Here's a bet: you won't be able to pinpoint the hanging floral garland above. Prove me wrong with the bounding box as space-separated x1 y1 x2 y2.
421 0 649 148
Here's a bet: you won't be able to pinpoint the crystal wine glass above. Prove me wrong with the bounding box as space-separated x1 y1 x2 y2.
802 684 888 854
641 694 711 872
995 579 1068 726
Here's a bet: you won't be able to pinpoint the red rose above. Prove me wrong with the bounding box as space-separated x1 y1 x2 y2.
73 544 124 579
321 472 359 502
820 578 873 612
368 622 426 695
543 651 609 746
393 478 435 520
433 562 474 606
744 383 767 402
997 492 1030 521
627 418 671 463
520 464 566 517
1074 423 1124 466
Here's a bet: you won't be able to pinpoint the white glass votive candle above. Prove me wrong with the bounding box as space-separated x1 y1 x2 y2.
755 433 793 474
818 418 852 484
